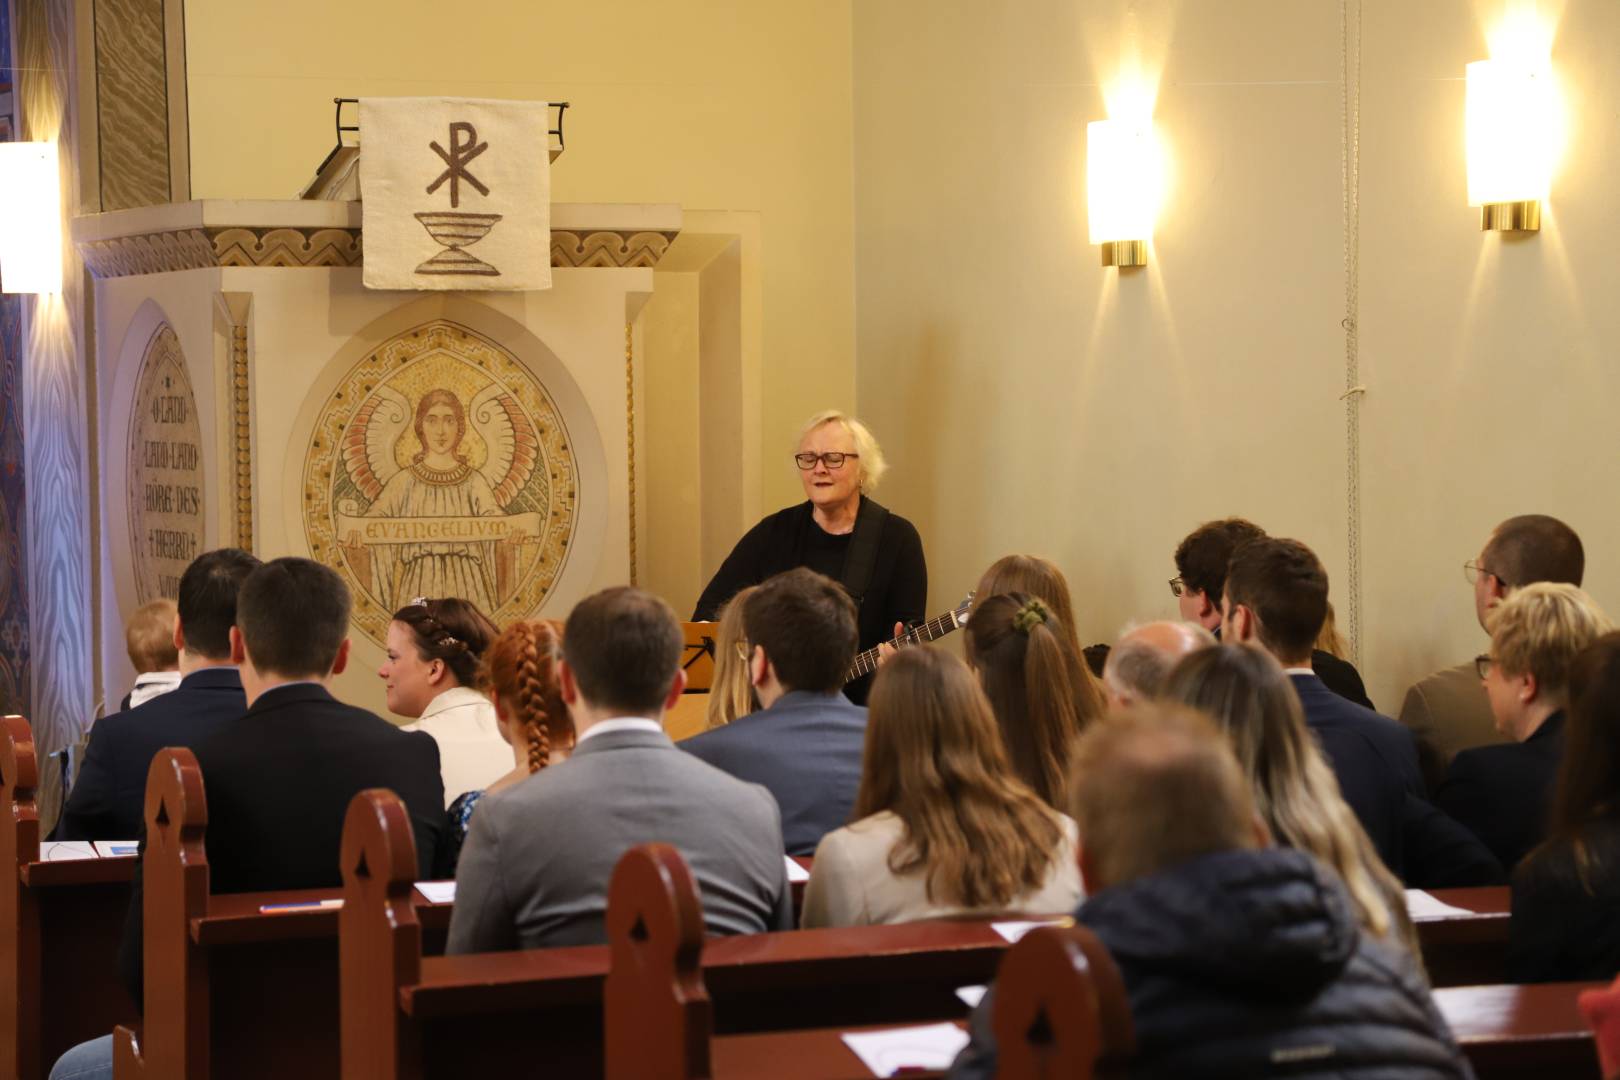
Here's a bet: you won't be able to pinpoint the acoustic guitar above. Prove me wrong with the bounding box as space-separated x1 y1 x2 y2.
844 594 974 683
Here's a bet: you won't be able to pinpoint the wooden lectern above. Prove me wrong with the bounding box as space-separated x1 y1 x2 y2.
665 622 718 741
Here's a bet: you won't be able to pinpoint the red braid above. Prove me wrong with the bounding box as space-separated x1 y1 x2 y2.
484 619 569 773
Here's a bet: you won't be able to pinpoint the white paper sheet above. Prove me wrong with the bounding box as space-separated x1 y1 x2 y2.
93 841 140 858
841 1023 970 1077
991 918 1069 943
784 856 810 883
1405 889 1477 919
38 841 98 861
955 984 988 1008
416 881 457 904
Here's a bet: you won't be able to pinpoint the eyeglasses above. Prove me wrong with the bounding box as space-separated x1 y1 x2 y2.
794 452 858 471
1474 653 1496 680
1462 560 1499 586
1168 577 1186 598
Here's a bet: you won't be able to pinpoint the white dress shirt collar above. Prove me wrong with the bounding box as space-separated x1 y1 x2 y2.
1284 666 1317 677
575 717 663 745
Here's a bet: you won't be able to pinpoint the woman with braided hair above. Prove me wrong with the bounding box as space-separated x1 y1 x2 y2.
964 591 1102 811
441 618 573 875
380 597 502 808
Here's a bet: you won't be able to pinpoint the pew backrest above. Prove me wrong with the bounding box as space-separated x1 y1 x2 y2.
991 924 1135 1080
2 714 41 1079
604 843 712 1080
340 789 424 1080
114 747 209 1080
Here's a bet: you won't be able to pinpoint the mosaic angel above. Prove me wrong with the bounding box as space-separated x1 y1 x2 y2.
338 384 539 614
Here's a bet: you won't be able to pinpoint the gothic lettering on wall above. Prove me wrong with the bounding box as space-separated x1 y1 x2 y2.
126 324 204 602
302 319 578 646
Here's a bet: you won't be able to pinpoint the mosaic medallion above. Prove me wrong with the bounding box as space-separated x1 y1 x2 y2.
301 318 578 646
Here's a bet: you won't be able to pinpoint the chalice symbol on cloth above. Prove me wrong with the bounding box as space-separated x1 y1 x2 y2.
417 121 503 277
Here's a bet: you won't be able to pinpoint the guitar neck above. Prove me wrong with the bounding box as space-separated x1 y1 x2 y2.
845 608 965 681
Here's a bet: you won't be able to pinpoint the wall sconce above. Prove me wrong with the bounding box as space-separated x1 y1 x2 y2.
1466 58 1554 232
0 142 63 293
1088 118 1160 268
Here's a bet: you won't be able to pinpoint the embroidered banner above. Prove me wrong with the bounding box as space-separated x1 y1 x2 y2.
359 97 552 291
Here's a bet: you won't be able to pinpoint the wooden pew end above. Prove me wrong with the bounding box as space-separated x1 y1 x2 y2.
604 843 712 1080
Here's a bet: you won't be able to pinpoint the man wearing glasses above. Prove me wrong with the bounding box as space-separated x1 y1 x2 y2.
692 410 926 704
1399 515 1586 792
1169 517 1373 709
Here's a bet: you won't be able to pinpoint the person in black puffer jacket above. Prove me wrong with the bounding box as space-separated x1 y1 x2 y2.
949 705 1474 1080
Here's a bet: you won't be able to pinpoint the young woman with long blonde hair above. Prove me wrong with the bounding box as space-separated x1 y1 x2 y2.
802 647 1081 927
1160 644 1417 954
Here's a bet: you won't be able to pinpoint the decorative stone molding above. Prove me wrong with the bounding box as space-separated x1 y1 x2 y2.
79 228 217 277
80 227 680 278
550 230 678 269
214 227 362 268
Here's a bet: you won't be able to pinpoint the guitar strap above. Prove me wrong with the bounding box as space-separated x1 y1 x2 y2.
838 498 889 609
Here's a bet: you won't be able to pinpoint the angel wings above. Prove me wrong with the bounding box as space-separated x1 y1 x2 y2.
340 382 540 507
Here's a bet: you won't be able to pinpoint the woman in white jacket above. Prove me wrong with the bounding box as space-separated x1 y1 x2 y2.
379 596 503 808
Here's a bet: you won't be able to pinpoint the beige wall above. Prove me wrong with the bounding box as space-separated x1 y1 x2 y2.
185 0 855 545
853 0 1619 712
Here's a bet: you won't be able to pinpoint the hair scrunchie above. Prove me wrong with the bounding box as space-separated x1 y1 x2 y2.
1012 598 1049 634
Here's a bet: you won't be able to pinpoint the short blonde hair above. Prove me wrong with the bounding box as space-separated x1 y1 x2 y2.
125 599 179 673
797 410 888 492
1489 582 1614 702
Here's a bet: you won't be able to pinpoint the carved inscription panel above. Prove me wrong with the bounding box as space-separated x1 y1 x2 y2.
127 324 204 601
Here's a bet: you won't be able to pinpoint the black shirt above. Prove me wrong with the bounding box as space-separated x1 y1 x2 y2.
692 497 928 702
1510 816 1620 983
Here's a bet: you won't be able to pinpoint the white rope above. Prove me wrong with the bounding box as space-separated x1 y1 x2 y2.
1340 0 1364 668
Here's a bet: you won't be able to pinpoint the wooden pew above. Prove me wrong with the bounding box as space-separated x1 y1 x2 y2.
110 750 452 1080
1436 981 1604 1079
604 843 1136 1079
2 714 138 1080
1414 886 1511 987
341 790 1018 1079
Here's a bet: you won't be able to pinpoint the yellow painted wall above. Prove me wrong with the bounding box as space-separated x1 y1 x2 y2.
185 0 855 524
853 0 1620 712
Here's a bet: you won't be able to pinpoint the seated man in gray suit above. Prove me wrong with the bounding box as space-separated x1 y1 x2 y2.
447 586 792 953
680 568 868 855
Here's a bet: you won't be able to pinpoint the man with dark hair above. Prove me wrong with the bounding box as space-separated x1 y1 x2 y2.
1401 514 1586 790
447 586 791 952
53 548 262 841
1222 537 1423 871
948 707 1472 1079
183 556 446 893
679 568 868 855
1220 538 1501 886
1172 517 1373 709
54 558 447 1080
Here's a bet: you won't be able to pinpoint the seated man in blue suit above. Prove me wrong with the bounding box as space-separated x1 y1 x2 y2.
52 548 261 841
1222 536 1501 887
681 567 867 855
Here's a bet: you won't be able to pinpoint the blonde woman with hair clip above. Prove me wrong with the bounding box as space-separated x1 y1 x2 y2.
705 587 758 729
1160 643 1421 957
691 410 926 704
802 647 1081 927
964 591 1100 810
440 618 573 875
